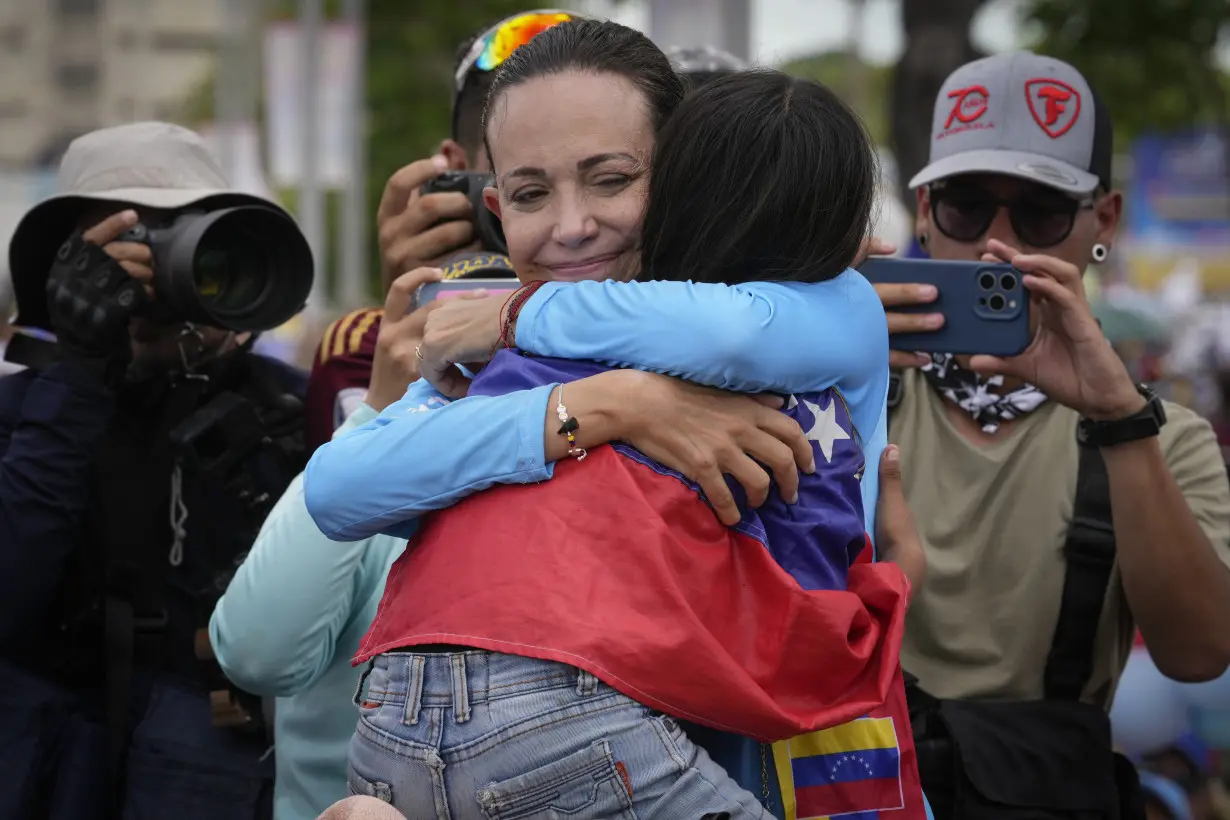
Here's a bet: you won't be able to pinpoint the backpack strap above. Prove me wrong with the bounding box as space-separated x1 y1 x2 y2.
1043 441 1116 701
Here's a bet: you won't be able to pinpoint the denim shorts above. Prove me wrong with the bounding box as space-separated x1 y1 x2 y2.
348 650 773 819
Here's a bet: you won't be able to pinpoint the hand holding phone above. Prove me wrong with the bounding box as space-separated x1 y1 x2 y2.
859 257 1033 358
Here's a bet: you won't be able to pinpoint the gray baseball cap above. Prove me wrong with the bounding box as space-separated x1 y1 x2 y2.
909 51 1113 195
8 121 285 330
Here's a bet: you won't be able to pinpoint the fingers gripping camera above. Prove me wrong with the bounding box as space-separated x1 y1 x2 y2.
46 232 148 359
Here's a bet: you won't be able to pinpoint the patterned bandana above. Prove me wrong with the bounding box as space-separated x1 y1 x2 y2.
920 353 1048 433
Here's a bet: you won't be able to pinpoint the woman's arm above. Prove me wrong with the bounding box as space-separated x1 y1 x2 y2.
305 367 819 539
513 273 888 395
304 377 559 541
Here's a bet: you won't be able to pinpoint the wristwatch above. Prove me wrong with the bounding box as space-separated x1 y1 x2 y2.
1077 383 1167 448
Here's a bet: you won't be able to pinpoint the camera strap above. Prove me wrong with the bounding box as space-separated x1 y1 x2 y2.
102 373 211 803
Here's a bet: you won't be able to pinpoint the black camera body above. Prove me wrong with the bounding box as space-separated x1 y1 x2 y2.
420 171 508 256
118 205 314 332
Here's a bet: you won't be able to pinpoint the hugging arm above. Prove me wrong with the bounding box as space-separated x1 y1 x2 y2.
304 378 558 541
514 276 888 395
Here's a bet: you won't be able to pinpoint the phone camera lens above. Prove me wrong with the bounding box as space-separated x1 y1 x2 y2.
978 272 996 290
988 293 1006 312
1000 273 1018 291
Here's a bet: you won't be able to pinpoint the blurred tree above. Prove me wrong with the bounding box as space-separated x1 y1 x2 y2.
889 0 989 209
780 52 892 146
1025 0 1230 145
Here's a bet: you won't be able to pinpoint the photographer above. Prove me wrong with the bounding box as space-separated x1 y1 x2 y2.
0 122 311 820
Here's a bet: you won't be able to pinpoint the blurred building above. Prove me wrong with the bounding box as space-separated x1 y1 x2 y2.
0 0 223 169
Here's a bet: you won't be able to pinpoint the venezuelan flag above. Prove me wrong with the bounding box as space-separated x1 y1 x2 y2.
772 665 927 820
773 717 903 819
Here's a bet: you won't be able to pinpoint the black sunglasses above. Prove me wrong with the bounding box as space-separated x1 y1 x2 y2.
929 183 1096 249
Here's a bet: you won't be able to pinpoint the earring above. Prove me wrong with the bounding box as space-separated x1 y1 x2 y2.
1091 243 1108 263
917 233 928 248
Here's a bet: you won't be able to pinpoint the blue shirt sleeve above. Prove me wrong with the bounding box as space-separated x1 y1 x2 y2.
515 272 891 534
304 377 558 542
515 272 887 397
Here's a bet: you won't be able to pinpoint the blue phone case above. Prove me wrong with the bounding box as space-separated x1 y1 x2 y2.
859 258 1032 357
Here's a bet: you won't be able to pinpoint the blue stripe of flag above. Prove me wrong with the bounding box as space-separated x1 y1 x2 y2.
791 746 901 788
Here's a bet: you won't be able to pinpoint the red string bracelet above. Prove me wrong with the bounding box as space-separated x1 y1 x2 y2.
499 279 548 350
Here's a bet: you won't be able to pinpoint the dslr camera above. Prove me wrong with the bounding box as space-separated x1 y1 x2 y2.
119 205 314 332
420 171 508 256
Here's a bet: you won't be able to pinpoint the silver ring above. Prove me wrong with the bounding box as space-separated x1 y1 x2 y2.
415 345 424 361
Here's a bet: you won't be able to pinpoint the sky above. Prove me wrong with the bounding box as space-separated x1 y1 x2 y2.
577 0 1230 69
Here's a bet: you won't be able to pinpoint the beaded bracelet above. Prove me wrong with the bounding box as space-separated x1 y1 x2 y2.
555 385 587 461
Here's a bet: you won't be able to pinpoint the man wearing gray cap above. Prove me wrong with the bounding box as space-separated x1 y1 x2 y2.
0 122 310 819
868 52 1230 818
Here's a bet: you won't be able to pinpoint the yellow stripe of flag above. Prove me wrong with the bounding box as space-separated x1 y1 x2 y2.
772 739 800 820
788 716 899 759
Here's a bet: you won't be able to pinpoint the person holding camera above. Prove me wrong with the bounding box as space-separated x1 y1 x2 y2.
0 122 312 820
303 10 554 454
867 53 1230 818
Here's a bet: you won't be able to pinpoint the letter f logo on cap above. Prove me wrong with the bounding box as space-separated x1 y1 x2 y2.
1025 78 1081 138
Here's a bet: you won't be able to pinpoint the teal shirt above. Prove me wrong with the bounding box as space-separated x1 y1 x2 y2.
210 407 395 820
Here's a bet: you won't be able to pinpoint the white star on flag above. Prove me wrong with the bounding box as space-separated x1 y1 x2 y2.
802 397 850 463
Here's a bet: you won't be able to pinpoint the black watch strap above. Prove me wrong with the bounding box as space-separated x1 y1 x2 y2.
1077 384 1167 448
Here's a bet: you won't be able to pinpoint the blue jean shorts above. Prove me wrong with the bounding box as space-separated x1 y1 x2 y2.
348 650 773 819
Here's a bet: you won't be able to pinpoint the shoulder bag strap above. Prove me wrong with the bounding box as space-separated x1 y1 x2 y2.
1043 440 1117 701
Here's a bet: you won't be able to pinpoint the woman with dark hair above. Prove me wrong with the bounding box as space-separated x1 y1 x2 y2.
308 19 922 820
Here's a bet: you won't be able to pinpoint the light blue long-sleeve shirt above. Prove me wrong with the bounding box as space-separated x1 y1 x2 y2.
305 272 890 542
209 407 393 820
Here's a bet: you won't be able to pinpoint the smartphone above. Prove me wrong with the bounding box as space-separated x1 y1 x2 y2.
415 278 519 308
859 257 1032 357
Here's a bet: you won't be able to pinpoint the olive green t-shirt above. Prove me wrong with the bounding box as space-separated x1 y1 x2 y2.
890 368 1230 709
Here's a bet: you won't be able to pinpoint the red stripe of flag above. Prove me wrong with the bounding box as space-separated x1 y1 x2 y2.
795 776 903 817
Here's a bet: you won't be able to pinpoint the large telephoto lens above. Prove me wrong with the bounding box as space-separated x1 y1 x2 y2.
155 206 313 331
